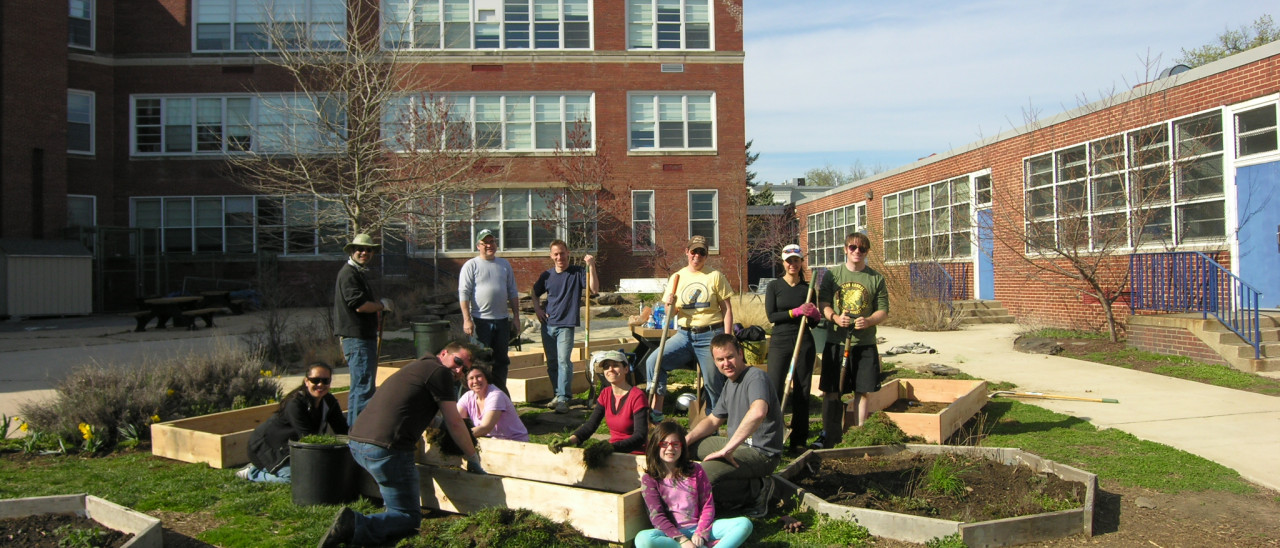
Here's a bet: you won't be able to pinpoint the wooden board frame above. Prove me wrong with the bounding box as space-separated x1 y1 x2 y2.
862 378 988 443
420 437 645 493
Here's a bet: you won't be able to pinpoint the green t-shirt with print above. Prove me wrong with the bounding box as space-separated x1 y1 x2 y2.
818 264 889 346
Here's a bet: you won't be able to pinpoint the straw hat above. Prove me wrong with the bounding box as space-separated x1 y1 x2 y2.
343 234 380 254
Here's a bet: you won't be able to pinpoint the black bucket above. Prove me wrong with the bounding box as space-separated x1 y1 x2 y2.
412 320 452 358
289 439 357 506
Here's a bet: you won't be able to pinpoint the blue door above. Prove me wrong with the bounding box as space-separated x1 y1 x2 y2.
976 208 995 300
1236 161 1280 309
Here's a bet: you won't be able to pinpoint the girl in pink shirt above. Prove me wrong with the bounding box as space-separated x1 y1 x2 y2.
635 421 752 548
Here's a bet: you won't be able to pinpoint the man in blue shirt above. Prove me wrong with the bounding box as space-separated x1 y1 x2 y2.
532 239 599 413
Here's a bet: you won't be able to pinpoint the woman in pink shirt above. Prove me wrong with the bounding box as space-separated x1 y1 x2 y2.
457 364 529 442
635 421 752 548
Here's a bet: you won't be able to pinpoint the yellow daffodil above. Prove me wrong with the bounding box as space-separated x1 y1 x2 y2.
78 423 93 440
151 414 162 424
166 389 175 397
18 420 29 432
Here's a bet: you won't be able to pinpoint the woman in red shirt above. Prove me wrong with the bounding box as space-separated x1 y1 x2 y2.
556 350 649 454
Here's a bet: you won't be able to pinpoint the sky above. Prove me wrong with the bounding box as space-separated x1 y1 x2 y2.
743 0 1272 186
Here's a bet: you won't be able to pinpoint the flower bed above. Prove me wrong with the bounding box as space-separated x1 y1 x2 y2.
0 494 162 548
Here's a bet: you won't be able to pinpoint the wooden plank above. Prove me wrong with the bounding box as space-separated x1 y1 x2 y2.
507 371 589 403
419 437 645 493
420 466 649 544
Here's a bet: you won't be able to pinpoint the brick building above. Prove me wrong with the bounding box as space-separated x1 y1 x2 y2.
0 0 748 310
795 42 1280 336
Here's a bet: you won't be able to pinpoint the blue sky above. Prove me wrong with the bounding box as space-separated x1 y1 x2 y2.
743 1 1272 185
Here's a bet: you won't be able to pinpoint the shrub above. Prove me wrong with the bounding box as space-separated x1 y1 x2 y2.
19 343 281 453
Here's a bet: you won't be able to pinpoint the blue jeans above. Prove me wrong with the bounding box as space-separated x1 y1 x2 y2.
342 337 377 428
634 517 753 548
245 465 290 484
645 327 726 409
348 441 421 546
474 318 511 394
541 324 575 401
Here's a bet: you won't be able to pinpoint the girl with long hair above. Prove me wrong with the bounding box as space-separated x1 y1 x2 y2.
635 420 752 548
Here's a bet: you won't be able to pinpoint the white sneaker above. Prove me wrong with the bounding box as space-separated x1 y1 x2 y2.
545 398 561 410
235 464 253 480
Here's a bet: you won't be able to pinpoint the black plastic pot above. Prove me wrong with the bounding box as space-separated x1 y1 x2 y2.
289 439 356 506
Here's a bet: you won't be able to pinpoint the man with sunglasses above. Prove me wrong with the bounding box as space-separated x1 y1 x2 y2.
646 235 734 421
815 232 889 449
333 233 393 428
459 228 520 395
320 341 486 548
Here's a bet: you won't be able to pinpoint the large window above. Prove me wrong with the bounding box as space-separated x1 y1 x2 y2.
1235 103 1277 158
384 93 593 151
383 0 591 50
68 90 94 155
67 195 96 228
69 0 94 49
883 176 972 264
131 195 345 256
1022 111 1225 251
806 202 867 268
688 190 718 248
193 0 345 52
627 0 711 50
131 94 343 155
436 189 590 252
629 93 714 150
632 190 654 250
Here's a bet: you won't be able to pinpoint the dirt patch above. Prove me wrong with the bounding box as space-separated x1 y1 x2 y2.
0 513 131 548
791 451 1085 522
883 399 951 414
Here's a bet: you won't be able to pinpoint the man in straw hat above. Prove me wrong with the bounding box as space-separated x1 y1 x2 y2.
334 233 392 428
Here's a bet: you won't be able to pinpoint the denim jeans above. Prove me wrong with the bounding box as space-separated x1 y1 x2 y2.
348 441 421 546
245 465 290 484
633 517 753 548
474 318 511 394
342 337 377 428
689 436 782 512
541 324 575 401
644 327 726 409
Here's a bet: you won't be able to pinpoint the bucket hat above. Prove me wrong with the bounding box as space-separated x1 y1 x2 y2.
343 234 380 254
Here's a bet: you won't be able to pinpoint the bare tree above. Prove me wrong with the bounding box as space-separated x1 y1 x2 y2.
981 61 1230 341
226 2 503 246
541 125 628 266
745 203 798 276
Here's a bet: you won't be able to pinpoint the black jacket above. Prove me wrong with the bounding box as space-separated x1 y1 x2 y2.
247 391 348 472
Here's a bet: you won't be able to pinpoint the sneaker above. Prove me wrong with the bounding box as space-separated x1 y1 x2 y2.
744 477 775 518
649 410 665 423
235 464 253 481
555 400 569 414
545 398 560 410
317 507 356 548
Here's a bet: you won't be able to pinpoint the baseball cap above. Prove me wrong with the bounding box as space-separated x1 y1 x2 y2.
687 235 708 252
476 228 496 244
781 244 803 261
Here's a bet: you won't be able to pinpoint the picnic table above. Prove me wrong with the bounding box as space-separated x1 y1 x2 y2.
128 296 222 332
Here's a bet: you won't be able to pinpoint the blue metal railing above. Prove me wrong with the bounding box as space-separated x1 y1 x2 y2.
909 261 962 306
1130 251 1262 359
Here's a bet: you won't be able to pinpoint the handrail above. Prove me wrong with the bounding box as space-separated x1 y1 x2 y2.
909 261 957 307
1129 251 1262 360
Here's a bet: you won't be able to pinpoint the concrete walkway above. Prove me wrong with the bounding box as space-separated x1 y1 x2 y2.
3 314 1279 493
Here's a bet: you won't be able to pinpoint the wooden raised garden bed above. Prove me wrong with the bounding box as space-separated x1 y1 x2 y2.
0 494 163 548
417 437 649 543
776 444 1096 547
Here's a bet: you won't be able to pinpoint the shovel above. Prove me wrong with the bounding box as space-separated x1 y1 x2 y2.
647 274 681 412
583 262 595 406
687 363 708 430
779 270 822 437
989 390 1119 403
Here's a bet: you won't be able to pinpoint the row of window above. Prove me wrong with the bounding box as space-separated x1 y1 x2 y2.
883 174 981 263
123 92 714 156
183 0 715 53
129 189 719 255
805 203 866 269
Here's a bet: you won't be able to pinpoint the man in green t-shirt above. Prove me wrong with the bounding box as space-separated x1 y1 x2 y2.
815 232 889 448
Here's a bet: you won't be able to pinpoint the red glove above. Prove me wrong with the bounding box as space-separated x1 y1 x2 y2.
790 302 820 320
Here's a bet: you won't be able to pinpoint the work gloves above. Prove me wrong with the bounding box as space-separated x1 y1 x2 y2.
790 302 820 320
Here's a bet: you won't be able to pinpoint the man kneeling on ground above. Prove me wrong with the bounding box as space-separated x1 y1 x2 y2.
684 334 784 518
319 341 487 548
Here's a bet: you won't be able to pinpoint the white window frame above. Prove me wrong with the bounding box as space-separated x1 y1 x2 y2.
626 0 713 51
381 0 593 51
632 190 655 251
68 90 95 155
1231 95 1279 162
69 0 95 49
192 0 347 53
1019 107 1227 253
129 195 346 256
882 174 973 265
384 92 595 152
627 92 716 151
67 195 97 228
432 188 582 254
805 201 867 269
688 189 718 249
130 93 343 156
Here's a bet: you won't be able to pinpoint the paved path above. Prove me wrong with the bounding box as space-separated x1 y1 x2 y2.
3 314 1278 493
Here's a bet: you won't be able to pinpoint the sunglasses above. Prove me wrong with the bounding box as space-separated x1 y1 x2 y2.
307 377 332 385
658 440 683 449
689 249 707 256
847 244 870 253
452 356 469 369
352 247 375 253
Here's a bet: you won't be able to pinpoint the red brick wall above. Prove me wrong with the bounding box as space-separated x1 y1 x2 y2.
1127 323 1228 366
796 51 1280 333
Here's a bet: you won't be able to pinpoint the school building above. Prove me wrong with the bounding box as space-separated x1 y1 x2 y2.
795 42 1280 371
0 0 748 311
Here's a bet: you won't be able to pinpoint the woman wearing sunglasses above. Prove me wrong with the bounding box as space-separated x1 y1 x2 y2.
238 362 349 483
